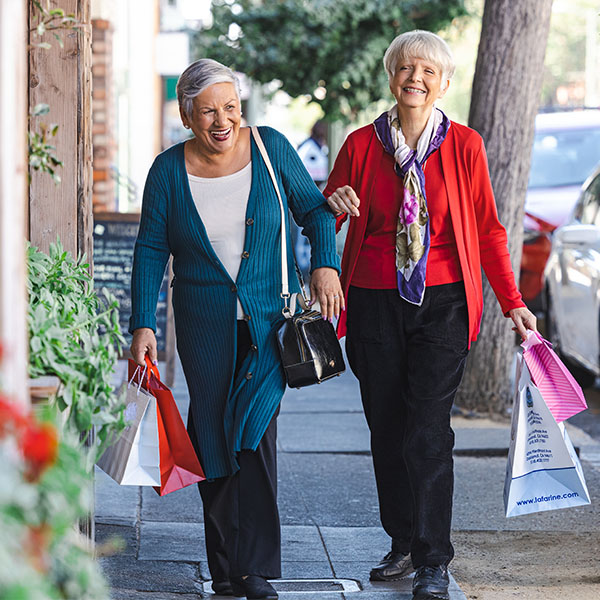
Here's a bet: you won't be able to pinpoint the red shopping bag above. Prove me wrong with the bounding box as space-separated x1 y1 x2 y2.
521 331 587 423
128 357 205 495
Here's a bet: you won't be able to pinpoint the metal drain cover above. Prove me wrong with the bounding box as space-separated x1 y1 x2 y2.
203 578 361 594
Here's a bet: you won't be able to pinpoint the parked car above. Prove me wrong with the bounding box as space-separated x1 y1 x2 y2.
520 109 600 312
544 164 600 388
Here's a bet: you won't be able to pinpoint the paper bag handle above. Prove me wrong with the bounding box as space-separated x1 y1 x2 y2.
521 330 552 352
144 355 160 382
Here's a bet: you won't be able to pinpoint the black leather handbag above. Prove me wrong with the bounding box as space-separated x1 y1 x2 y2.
276 297 346 388
251 127 346 388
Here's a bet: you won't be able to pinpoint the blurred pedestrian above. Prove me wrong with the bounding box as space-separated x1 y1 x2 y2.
293 120 331 278
297 119 329 188
325 30 536 600
129 58 342 600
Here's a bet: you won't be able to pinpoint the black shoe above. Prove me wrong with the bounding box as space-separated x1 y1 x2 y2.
212 580 235 596
230 575 278 600
412 565 449 600
370 551 414 581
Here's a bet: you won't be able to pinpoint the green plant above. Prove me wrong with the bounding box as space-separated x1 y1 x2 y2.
28 103 63 184
28 1 85 181
0 396 109 599
29 0 81 50
27 240 127 461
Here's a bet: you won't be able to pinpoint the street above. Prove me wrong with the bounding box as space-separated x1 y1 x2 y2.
96 347 600 599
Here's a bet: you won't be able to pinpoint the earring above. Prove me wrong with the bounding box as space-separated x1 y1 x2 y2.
183 124 190 129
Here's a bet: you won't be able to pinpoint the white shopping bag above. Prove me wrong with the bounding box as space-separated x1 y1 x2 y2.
97 371 161 486
504 354 590 517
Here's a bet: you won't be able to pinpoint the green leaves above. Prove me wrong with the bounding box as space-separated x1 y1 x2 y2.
29 0 82 50
0 406 110 599
195 0 467 121
28 107 63 184
27 240 127 462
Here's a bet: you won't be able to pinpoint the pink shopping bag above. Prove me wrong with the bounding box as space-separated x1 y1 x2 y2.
521 331 587 423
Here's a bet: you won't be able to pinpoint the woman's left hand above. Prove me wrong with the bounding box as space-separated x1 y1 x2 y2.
509 306 537 340
309 267 345 322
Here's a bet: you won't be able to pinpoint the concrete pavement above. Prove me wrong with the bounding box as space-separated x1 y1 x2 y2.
96 346 600 599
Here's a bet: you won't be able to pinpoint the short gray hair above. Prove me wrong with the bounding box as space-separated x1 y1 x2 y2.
176 58 241 119
383 30 455 88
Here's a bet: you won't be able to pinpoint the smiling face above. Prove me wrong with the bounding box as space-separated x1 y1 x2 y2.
389 57 449 114
180 82 242 156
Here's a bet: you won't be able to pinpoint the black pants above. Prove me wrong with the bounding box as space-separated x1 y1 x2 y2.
191 321 281 581
346 283 469 568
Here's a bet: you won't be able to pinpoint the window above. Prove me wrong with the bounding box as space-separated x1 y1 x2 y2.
574 174 600 225
528 128 600 189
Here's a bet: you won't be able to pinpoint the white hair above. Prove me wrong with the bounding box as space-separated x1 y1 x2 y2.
383 30 455 89
176 59 241 119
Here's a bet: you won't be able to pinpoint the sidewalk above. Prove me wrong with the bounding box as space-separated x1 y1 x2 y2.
96 348 600 599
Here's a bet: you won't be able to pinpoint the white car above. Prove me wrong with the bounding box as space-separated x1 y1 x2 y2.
521 109 600 311
544 164 600 388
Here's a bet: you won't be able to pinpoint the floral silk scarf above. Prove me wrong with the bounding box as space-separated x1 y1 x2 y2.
373 105 450 305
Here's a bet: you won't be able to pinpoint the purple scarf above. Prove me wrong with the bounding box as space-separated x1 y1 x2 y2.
373 107 450 305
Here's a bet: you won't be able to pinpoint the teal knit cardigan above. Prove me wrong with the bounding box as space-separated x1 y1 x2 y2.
130 126 340 478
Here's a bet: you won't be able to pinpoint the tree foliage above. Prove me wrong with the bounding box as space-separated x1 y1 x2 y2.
194 0 467 121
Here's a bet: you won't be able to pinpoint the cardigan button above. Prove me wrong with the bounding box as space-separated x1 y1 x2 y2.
245 372 253 380
250 344 257 352
230 284 237 293
243 314 252 321
246 217 254 226
241 251 250 259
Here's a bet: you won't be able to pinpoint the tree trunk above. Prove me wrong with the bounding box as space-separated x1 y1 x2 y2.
457 0 553 415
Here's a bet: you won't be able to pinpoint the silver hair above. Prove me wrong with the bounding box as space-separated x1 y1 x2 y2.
383 30 455 89
176 58 241 119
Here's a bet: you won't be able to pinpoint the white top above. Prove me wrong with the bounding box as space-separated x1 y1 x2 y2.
188 161 252 318
297 137 329 182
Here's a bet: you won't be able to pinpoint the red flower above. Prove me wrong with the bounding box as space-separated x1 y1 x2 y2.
0 395 28 437
21 421 58 480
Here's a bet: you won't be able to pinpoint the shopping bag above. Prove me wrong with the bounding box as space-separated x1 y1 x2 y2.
504 354 590 517
96 365 161 486
129 357 206 496
521 330 587 423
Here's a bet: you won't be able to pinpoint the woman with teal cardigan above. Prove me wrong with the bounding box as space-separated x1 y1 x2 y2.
129 59 342 600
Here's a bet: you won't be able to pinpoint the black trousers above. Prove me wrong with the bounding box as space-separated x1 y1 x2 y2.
191 321 281 581
345 283 469 568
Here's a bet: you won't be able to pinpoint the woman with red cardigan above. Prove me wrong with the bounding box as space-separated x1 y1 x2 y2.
325 31 536 600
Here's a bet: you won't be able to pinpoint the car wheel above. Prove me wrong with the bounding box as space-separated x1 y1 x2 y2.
545 288 596 389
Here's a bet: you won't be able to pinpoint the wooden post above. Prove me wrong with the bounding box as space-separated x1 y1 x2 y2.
28 0 93 262
28 0 94 542
0 0 29 405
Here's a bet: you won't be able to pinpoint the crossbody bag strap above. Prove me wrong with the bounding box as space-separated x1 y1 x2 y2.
251 126 292 315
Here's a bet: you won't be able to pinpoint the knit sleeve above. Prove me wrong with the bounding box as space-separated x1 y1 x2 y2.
261 127 340 274
129 159 171 333
472 139 525 315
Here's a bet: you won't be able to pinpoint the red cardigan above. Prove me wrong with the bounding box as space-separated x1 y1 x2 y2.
324 121 525 346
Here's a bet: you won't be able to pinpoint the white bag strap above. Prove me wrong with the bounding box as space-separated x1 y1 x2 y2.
251 126 292 316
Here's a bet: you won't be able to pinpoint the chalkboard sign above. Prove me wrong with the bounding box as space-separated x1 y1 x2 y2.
93 212 170 358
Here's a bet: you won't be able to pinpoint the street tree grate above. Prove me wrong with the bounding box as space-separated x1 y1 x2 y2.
203 578 362 594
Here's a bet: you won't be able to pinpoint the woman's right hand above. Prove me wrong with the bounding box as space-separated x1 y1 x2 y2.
327 185 361 217
130 328 157 367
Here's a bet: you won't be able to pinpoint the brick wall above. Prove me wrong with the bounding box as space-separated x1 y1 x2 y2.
92 19 116 212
